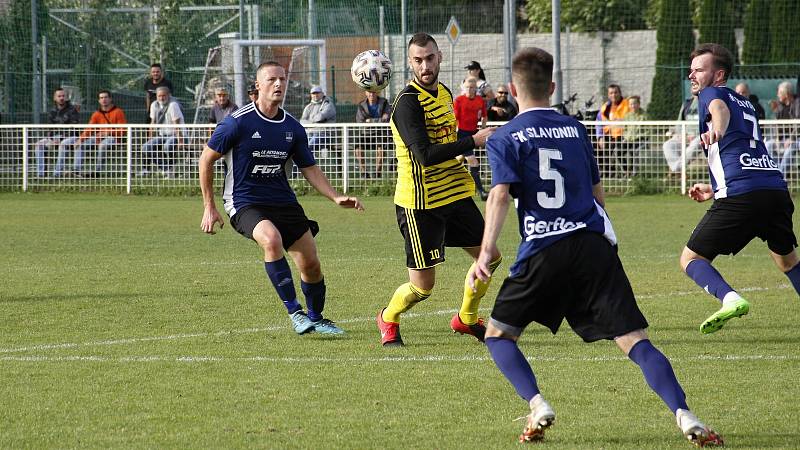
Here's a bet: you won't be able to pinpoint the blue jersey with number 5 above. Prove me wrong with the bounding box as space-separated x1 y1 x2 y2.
486 107 617 277
697 86 786 198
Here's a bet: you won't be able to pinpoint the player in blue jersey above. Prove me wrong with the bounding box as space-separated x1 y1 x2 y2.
681 43 800 334
469 47 722 447
199 61 364 335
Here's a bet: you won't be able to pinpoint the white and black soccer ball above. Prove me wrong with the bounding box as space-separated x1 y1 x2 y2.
351 50 392 92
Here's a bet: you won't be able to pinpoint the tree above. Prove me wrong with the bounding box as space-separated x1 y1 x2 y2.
648 0 695 120
524 0 649 32
697 0 738 67
768 0 800 77
0 0 50 122
740 0 770 77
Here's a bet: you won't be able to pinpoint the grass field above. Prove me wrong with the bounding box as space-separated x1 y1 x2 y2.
1 193 799 449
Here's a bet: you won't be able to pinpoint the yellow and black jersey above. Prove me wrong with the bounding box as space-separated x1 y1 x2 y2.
391 80 476 209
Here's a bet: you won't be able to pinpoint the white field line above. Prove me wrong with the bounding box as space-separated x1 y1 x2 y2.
1 354 798 363
0 283 790 356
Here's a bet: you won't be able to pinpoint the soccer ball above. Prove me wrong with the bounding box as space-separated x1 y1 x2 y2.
351 50 392 92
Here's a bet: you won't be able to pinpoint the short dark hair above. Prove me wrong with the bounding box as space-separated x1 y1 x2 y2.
511 47 553 100
408 32 438 50
98 89 111 98
150 63 163 70
690 43 734 81
256 61 284 78
608 84 622 93
629 95 641 102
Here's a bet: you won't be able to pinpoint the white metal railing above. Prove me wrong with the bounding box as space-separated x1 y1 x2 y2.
1 120 798 194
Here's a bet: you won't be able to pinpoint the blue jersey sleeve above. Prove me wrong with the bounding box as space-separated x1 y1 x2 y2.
207 115 238 154
486 133 521 186
291 122 317 168
697 88 721 132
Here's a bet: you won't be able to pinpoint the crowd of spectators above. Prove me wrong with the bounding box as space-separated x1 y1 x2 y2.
26 59 800 181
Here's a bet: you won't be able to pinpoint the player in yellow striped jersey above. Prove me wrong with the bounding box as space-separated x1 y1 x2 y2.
376 33 502 347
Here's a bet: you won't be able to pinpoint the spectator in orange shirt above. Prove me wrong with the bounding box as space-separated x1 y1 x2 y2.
454 77 489 200
596 84 630 177
75 90 127 176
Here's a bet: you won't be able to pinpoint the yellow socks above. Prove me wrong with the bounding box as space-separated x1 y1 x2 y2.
383 282 432 323
459 256 502 325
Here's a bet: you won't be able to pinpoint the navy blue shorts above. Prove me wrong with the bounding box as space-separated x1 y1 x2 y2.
490 231 648 342
230 203 319 250
687 189 797 259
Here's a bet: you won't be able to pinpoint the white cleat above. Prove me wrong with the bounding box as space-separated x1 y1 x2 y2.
519 394 556 443
676 409 724 447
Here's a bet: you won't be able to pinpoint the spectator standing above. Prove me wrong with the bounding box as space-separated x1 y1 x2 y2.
141 86 185 178
34 87 80 178
75 90 127 176
454 77 489 200
487 86 518 122
354 90 391 178
209 86 238 124
464 60 494 99
300 85 336 159
596 84 630 177
144 63 173 123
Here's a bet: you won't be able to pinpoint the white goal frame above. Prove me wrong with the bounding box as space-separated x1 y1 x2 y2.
232 39 327 107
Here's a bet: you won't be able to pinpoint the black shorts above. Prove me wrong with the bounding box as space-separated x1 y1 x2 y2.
490 231 649 343
229 203 319 250
396 198 484 269
457 129 478 157
687 189 797 259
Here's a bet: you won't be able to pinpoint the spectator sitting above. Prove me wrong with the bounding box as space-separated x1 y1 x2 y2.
209 86 238 124
735 82 765 120
34 87 80 178
464 61 494 99
75 90 127 177
662 96 703 175
768 81 800 177
354 90 391 178
487 86 517 122
619 95 647 176
140 86 185 178
596 84 630 177
144 63 173 123
300 85 336 159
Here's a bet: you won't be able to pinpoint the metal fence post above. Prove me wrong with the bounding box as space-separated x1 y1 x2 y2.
342 125 349 193
126 125 132 194
680 122 687 194
22 126 28 192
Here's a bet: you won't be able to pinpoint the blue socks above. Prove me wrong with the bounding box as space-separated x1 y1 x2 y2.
685 259 734 303
486 337 540 402
302 279 326 322
785 263 800 295
264 258 301 314
628 339 688 414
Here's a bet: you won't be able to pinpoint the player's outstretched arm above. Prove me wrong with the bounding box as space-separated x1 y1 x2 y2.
469 184 510 289
688 183 714 202
300 165 364 211
199 146 225 234
700 99 730 148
